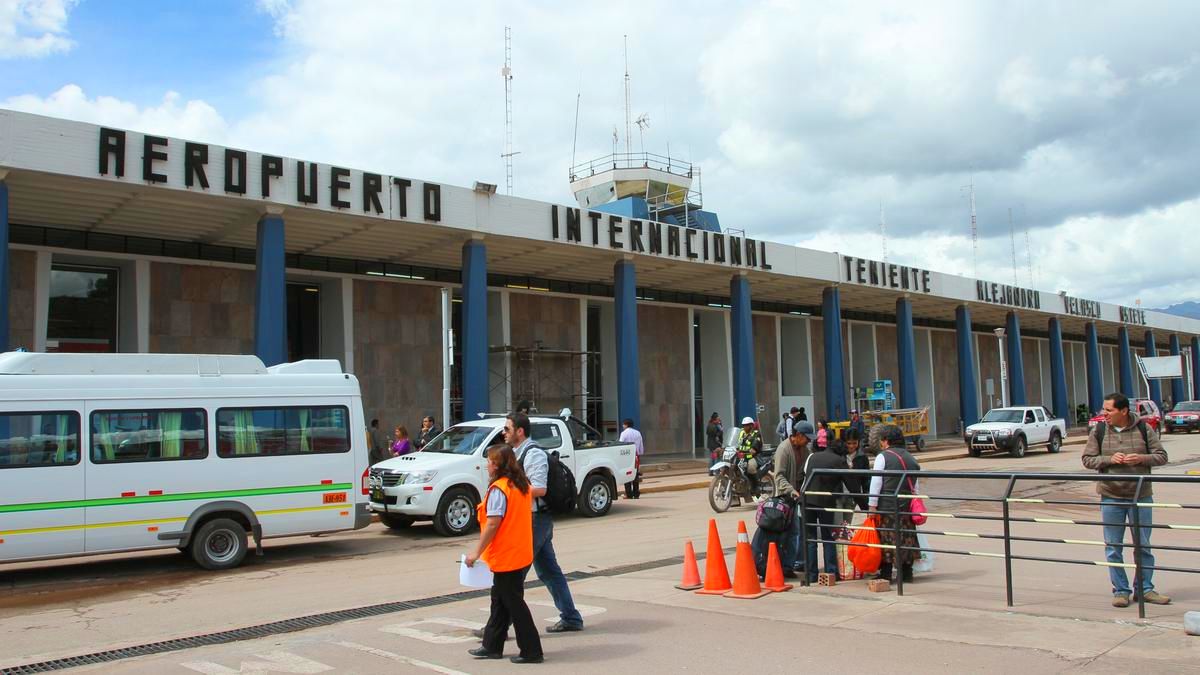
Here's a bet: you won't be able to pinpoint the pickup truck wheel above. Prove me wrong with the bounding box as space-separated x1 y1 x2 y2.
380 513 414 530
1009 435 1028 458
578 474 614 517
190 517 248 570
433 487 477 537
1047 431 1062 453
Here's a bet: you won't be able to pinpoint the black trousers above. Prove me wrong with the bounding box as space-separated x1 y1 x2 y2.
482 566 543 658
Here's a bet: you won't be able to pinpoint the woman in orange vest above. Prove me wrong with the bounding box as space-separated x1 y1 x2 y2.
466 443 543 663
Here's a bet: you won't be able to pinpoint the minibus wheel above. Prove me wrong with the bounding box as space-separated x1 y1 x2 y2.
191 517 249 570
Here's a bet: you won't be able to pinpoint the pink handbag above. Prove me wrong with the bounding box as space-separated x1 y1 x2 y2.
886 450 927 525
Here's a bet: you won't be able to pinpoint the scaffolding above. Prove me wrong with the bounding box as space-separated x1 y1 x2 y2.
488 342 600 416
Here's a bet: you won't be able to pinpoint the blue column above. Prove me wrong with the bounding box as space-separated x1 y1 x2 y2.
460 240 488 421
1085 322 1104 413
1169 334 1185 406
895 297 918 409
822 287 848 421
254 214 287 366
1116 327 1135 396
0 179 9 352
730 274 757 424
1005 311 1027 406
956 306 979 428
1144 330 1162 408
1048 318 1070 425
1191 336 1200 402
614 260 641 429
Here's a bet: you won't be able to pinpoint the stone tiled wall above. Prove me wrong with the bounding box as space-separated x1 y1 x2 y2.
931 330 961 434
976 333 1002 412
810 318 827 418
638 304 691 454
150 262 254 355
876 324 899 386
354 280 442 433
1022 338 1044 406
508 293 581 416
8 250 36 350
753 315 779 432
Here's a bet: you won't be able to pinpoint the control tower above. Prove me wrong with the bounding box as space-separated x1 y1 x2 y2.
568 152 721 232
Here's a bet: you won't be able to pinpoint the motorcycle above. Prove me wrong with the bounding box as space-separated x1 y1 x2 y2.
708 446 776 513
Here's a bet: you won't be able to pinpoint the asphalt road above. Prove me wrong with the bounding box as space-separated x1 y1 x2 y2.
3 433 1199 673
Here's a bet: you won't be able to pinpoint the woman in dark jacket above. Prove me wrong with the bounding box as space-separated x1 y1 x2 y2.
705 412 724 467
868 426 922 583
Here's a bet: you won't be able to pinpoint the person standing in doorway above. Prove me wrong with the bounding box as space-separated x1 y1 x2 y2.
797 406 808 422
1082 392 1171 608
416 416 440 450
506 412 585 633
705 413 724 468
466 443 544 664
619 419 645 499
775 414 790 445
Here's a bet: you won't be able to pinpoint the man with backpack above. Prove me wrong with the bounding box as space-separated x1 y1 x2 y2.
505 412 585 633
1082 392 1171 608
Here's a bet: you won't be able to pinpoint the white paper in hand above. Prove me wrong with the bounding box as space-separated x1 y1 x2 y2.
459 554 493 588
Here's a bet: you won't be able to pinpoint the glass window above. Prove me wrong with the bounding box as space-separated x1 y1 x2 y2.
981 409 1023 423
48 265 119 353
1033 409 1045 422
531 423 563 450
91 409 207 463
422 425 497 455
216 406 350 457
287 283 321 363
1024 411 1035 424
0 412 80 468
567 417 602 447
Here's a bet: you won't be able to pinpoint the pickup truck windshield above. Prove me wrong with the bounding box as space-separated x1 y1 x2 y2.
1173 401 1200 412
981 410 1024 423
422 425 496 455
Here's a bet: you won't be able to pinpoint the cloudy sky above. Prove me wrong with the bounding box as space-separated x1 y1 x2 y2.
3 0 1199 307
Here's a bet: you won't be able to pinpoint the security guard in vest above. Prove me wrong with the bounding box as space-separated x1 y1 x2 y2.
466 444 544 664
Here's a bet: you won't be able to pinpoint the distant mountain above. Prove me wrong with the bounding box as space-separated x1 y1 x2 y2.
1157 301 1200 320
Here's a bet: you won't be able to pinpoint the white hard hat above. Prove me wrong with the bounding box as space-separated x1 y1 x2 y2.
741 416 755 425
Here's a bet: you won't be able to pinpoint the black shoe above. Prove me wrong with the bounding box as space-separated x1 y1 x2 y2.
511 655 544 664
901 569 914 583
468 647 503 659
546 620 583 633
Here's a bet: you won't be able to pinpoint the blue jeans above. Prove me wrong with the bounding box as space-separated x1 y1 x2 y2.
804 508 839 581
1101 496 1155 596
532 512 584 628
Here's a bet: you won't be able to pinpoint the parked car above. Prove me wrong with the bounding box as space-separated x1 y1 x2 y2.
367 412 638 536
1088 398 1161 431
1164 400 1200 433
964 406 1067 458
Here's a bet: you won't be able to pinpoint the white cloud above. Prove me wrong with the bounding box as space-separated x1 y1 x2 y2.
2 85 229 141
0 0 78 59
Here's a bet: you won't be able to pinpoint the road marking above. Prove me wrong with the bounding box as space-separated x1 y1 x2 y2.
1032 517 1075 524
334 641 470 675
381 617 482 644
180 651 333 674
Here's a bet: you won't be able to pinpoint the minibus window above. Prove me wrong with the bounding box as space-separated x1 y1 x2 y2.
0 412 80 468
90 409 208 463
216 406 350 457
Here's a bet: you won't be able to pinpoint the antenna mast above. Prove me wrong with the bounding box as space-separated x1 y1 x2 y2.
961 181 978 278
501 26 518 195
1008 207 1018 286
570 90 581 173
879 201 888 262
1022 205 1033 285
623 35 632 157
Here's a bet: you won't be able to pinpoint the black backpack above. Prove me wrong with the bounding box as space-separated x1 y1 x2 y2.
521 445 578 514
1094 419 1149 448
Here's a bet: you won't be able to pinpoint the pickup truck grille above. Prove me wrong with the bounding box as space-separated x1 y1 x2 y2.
369 468 403 487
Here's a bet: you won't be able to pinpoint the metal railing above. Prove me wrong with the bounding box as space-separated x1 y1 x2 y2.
569 152 694 181
797 468 1200 619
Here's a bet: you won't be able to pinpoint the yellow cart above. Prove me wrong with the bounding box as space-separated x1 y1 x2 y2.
862 406 930 451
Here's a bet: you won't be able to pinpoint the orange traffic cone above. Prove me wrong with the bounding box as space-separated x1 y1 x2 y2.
695 519 733 595
724 520 771 599
674 540 703 590
762 541 793 592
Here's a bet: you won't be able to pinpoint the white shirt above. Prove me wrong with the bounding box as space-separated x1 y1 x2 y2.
485 485 507 517
619 427 645 456
517 438 548 512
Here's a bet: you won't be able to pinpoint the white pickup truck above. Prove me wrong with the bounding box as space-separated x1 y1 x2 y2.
367 413 639 536
964 406 1067 458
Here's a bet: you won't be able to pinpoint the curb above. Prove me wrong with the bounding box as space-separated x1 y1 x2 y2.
638 437 1090 495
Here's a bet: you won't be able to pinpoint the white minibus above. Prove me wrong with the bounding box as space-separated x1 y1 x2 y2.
0 353 371 570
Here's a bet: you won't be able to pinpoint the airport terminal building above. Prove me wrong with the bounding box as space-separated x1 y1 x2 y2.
2 109 1200 456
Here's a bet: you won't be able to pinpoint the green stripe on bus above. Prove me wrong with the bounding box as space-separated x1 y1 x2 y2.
0 483 354 514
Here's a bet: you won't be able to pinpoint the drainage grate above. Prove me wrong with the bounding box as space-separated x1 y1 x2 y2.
1 548 725 673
